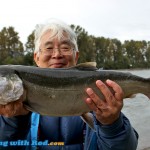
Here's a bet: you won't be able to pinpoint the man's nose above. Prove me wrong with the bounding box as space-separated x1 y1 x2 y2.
51 48 63 57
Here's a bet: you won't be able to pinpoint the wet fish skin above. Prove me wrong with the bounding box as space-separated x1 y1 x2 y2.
0 64 150 117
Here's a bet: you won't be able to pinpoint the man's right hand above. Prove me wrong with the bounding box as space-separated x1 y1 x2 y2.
0 94 29 117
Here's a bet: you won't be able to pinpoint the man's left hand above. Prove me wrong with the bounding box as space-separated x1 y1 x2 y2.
85 79 124 125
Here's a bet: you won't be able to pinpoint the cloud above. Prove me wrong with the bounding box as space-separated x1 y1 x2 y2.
0 0 150 44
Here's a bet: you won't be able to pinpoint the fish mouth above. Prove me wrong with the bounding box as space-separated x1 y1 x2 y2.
49 63 67 68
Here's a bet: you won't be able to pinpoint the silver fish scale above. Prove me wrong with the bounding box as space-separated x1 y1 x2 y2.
0 64 150 116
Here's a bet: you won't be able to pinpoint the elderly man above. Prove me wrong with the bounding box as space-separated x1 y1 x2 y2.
0 19 138 150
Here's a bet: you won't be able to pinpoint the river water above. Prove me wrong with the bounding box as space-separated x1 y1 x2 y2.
120 69 150 150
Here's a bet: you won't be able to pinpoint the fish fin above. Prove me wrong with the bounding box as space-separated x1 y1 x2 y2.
70 62 97 71
80 113 96 131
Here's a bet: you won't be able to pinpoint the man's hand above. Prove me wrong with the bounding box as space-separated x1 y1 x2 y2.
0 94 29 117
85 79 124 125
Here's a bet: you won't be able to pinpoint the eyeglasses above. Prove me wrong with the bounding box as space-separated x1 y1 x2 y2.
40 44 74 56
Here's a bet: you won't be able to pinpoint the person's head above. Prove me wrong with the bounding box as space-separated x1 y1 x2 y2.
34 18 79 68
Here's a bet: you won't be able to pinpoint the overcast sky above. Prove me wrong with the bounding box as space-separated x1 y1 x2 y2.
0 0 150 44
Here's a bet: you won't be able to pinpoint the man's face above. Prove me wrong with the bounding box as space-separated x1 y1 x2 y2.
34 30 79 68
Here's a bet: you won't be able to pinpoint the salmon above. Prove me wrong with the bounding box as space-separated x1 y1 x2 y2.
0 62 150 129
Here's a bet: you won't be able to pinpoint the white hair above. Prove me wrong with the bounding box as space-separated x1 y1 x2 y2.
34 18 78 53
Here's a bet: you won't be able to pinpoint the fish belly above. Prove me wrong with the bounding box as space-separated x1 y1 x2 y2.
24 81 91 116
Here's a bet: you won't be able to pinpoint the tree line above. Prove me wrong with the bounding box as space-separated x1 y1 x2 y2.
0 26 150 69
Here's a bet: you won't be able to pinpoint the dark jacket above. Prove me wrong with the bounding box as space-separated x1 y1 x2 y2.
0 112 138 150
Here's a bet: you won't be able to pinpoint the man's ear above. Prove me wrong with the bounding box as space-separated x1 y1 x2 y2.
34 52 40 66
75 51 79 64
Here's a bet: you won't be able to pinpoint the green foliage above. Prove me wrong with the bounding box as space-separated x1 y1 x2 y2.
23 52 35 66
25 31 35 54
0 25 150 69
2 56 24 65
145 41 150 68
123 40 147 68
70 25 96 63
24 31 35 65
0 26 24 65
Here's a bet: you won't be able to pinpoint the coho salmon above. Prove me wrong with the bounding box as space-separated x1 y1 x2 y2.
0 62 150 129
